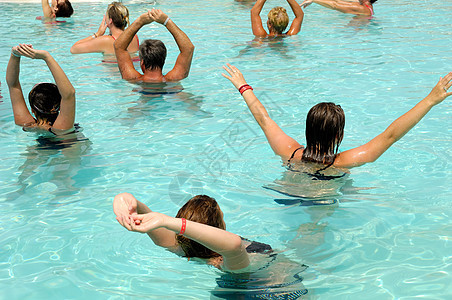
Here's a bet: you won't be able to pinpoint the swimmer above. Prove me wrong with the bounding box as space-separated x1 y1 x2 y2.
114 9 194 82
41 0 73 19
300 0 377 16
114 193 251 270
222 64 452 169
6 44 76 135
251 0 304 37
70 2 139 57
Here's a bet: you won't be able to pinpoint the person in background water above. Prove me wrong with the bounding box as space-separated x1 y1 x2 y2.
70 2 139 58
6 44 76 135
222 63 452 170
114 9 194 82
251 0 304 37
41 0 73 19
300 0 377 16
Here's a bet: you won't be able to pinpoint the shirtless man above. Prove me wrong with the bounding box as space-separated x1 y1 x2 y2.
252 0 304 37
300 0 377 16
114 9 194 83
41 0 73 18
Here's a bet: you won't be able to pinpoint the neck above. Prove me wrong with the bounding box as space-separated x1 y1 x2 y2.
143 68 165 82
109 26 124 38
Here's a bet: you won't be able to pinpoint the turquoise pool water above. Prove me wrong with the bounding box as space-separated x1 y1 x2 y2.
0 0 451 298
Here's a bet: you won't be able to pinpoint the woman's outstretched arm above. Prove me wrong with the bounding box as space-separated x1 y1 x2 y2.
70 15 109 54
6 47 35 126
301 0 372 15
128 211 250 271
113 193 179 249
222 64 301 160
336 73 452 168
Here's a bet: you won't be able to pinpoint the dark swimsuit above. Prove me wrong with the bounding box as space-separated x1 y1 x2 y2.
212 238 308 299
287 147 347 181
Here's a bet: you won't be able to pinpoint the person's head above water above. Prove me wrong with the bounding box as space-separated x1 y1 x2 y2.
302 102 345 165
139 39 167 72
175 195 226 259
107 1 129 30
52 0 73 18
28 83 62 125
359 0 378 4
267 6 289 34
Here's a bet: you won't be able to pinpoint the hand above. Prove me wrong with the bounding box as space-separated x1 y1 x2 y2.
222 63 248 90
139 10 155 25
128 212 168 233
14 44 49 60
11 45 25 57
300 0 313 8
148 9 168 25
96 15 108 37
113 193 138 229
426 72 452 105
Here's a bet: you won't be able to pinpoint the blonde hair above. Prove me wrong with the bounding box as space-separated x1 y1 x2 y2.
267 6 289 34
107 1 129 30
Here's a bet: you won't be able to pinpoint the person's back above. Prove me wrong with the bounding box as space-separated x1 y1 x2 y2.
251 0 304 37
114 9 194 83
7 44 76 135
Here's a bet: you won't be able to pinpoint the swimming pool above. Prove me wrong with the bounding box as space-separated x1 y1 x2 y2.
0 0 451 298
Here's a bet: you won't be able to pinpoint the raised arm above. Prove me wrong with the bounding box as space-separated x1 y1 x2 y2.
149 9 194 81
17 45 75 130
222 64 301 160
115 12 153 80
286 0 304 35
336 73 452 168
129 212 250 271
6 47 35 126
70 15 110 54
113 193 178 249
41 0 54 18
251 0 268 37
301 0 371 15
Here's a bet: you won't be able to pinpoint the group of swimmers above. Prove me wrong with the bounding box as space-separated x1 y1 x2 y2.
6 0 452 292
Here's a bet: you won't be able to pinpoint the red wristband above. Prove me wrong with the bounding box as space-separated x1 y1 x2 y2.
179 218 186 235
239 85 253 95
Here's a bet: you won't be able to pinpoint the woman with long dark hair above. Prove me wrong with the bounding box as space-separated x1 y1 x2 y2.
222 64 452 171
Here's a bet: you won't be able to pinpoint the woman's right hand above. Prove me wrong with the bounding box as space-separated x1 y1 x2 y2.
222 63 248 90
426 72 452 105
96 14 108 37
128 212 168 233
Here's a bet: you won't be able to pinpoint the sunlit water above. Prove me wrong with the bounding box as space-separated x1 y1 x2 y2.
0 0 451 299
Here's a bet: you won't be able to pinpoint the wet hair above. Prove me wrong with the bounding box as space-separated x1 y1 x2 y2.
107 1 129 30
28 83 61 125
267 7 289 34
55 0 74 18
360 0 378 3
302 102 345 165
139 39 167 71
175 195 225 259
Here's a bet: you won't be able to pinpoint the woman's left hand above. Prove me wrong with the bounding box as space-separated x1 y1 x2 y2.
96 15 108 37
222 63 248 89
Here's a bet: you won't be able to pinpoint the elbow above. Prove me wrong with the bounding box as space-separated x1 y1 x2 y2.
69 47 77 54
228 235 244 253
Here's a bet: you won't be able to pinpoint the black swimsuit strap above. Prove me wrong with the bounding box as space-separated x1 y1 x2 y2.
287 147 304 165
